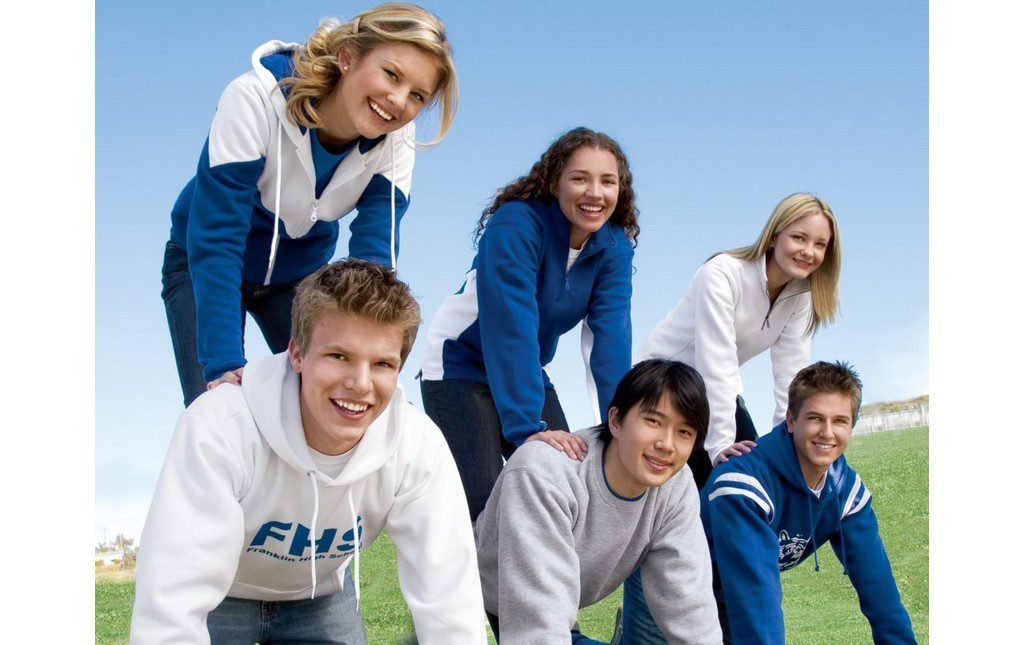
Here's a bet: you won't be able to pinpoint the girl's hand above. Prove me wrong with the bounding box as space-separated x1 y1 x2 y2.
525 430 588 461
207 367 244 391
715 440 757 464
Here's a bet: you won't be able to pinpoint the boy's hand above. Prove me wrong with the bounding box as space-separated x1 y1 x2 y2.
525 429 588 461
715 439 757 464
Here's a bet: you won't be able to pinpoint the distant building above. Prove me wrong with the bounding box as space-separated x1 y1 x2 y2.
855 395 929 435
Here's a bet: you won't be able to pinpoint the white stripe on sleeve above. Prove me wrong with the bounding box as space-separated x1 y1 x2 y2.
708 487 772 517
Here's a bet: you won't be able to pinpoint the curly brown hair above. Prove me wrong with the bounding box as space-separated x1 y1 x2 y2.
474 127 640 246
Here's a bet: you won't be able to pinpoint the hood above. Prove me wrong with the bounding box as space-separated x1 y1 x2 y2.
250 40 305 148
241 352 406 486
756 422 846 495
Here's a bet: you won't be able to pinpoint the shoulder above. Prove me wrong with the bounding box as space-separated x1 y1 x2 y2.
480 201 546 244
603 226 635 262
829 458 873 520
397 401 449 451
220 70 273 108
704 453 777 520
694 253 746 289
177 385 262 455
503 433 589 489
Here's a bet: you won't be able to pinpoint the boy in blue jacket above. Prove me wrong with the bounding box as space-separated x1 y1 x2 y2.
702 361 915 644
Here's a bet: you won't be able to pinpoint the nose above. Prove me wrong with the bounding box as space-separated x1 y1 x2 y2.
386 88 407 114
343 362 372 394
584 181 602 200
654 428 676 454
819 421 836 439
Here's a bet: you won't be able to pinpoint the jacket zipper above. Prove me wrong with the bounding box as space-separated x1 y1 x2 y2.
761 289 809 330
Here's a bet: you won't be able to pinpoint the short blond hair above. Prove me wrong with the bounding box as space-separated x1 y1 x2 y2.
726 193 842 335
280 3 458 146
291 259 421 363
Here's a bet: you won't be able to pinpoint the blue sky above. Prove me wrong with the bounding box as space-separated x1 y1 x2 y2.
96 0 927 541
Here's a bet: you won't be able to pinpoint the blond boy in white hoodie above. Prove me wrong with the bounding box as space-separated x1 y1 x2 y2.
131 259 485 644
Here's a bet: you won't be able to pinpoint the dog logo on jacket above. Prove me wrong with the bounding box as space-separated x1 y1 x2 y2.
777 530 809 570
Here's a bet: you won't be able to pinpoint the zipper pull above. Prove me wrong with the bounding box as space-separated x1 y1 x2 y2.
310 199 319 222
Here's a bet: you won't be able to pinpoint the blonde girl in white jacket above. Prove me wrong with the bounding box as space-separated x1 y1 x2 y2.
640 193 841 488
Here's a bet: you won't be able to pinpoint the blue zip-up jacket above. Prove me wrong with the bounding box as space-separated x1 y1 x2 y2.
169 40 414 382
420 199 634 446
701 423 916 644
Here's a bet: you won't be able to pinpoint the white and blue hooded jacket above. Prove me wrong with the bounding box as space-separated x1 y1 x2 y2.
420 199 634 446
169 41 414 382
701 423 916 644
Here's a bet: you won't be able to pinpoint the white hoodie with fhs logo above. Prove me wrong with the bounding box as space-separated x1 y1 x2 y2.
130 353 485 644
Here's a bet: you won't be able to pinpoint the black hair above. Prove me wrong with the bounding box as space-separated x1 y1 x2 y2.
597 359 709 446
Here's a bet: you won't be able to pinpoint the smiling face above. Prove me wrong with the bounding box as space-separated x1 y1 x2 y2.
767 212 833 284
553 146 620 249
319 42 441 146
786 390 854 488
603 392 697 498
288 310 404 456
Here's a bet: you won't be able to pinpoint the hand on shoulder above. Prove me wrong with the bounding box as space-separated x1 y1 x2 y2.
525 429 588 462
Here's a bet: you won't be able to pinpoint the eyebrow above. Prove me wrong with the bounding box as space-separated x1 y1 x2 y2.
566 168 619 178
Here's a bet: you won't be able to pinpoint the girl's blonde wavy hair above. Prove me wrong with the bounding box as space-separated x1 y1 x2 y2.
725 192 841 335
280 3 457 147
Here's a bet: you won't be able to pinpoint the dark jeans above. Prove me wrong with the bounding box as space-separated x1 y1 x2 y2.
207 568 366 644
420 378 569 522
619 397 756 644
686 395 759 490
161 240 300 407
486 612 606 645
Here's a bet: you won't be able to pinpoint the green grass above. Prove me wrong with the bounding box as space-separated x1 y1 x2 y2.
97 427 928 643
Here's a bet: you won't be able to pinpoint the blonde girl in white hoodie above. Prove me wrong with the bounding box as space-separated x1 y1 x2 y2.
640 193 841 488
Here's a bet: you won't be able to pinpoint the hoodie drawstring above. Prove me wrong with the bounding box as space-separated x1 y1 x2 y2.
306 470 320 599
347 489 361 609
263 120 284 286
806 495 819 572
389 135 397 270
836 494 849 575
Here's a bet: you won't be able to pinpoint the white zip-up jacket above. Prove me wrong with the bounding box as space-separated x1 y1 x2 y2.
130 353 485 644
641 254 812 464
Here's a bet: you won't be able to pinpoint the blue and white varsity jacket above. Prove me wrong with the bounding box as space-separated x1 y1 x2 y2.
701 423 916 644
169 40 414 382
420 199 634 446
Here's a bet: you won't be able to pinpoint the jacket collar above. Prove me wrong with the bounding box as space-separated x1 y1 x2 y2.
542 200 622 260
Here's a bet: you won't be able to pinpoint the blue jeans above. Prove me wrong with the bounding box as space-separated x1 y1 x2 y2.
207 568 366 644
619 397 754 643
420 378 569 522
161 240 300 407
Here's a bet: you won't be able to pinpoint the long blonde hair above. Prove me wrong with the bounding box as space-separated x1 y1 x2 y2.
726 193 841 334
280 3 458 147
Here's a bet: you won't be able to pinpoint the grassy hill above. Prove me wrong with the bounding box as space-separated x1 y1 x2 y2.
96 426 928 643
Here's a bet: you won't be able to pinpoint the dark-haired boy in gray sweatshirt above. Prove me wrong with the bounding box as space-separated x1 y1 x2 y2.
474 359 723 644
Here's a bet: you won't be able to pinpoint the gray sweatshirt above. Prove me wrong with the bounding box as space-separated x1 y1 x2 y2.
474 428 722 644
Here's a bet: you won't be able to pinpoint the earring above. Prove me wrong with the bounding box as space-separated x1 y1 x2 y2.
342 65 349 72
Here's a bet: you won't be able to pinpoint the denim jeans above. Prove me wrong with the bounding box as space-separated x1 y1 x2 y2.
207 568 366 644
161 240 300 407
486 611 607 644
420 378 569 522
618 397 755 644
686 395 759 490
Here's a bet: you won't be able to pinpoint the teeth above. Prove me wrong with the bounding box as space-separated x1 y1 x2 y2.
369 100 394 121
579 204 602 213
333 399 369 413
